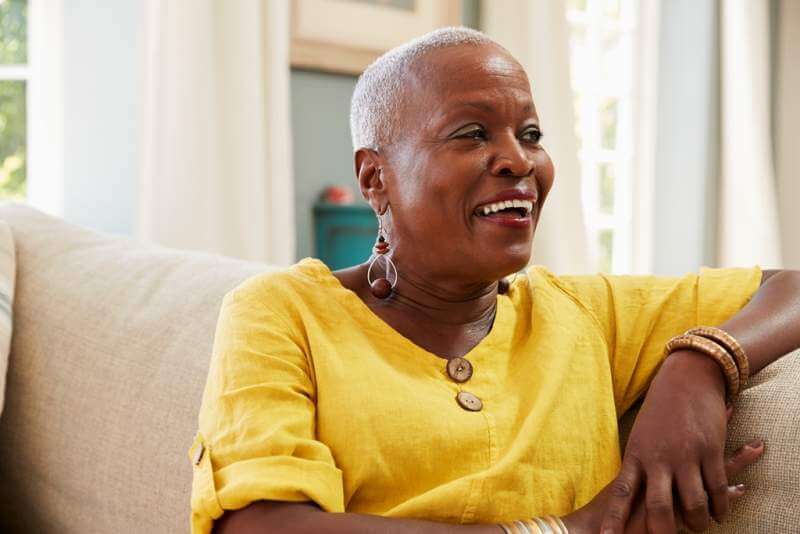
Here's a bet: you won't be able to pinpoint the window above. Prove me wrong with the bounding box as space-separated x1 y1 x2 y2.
0 0 27 200
567 0 637 273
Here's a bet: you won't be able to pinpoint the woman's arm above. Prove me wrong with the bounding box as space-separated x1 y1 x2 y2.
599 269 800 533
723 269 800 375
216 434 766 534
213 502 500 534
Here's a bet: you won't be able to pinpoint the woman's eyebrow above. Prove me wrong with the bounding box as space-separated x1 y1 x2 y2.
444 100 535 116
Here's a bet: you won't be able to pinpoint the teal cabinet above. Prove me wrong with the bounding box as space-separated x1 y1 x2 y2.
313 203 377 270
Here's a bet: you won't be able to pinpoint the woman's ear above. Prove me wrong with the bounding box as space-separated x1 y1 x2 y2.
354 148 388 214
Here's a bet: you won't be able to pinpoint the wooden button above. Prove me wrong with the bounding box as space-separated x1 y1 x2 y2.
456 391 483 412
447 357 473 383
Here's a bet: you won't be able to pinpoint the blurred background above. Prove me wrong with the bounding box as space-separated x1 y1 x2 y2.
0 0 797 275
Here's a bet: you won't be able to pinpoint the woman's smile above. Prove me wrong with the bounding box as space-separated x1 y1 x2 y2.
473 189 537 229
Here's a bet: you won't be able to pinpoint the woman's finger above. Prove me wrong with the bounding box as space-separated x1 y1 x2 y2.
599 456 643 534
644 470 677 534
725 439 765 477
700 440 763 526
675 466 712 532
701 455 730 523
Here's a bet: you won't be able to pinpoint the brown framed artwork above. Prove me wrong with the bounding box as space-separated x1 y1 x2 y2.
290 0 463 75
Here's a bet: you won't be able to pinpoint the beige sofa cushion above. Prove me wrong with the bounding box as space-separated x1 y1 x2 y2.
0 202 274 533
0 219 15 416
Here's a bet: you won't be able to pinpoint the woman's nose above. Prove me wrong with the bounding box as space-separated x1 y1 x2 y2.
488 135 534 177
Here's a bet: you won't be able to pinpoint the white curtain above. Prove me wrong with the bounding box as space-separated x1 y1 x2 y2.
775 0 800 269
481 0 591 275
717 0 783 268
139 0 295 265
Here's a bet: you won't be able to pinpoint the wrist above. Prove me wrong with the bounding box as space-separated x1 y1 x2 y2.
562 504 595 534
659 349 727 398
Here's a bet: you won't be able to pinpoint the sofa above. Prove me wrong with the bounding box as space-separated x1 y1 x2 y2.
0 202 797 533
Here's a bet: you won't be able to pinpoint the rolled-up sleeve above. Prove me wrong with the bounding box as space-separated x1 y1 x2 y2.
189 281 344 534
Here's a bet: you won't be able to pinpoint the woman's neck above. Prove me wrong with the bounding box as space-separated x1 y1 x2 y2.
333 257 502 359
384 261 499 328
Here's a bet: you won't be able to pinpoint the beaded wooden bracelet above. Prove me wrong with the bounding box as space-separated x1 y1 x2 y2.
685 326 749 390
664 334 740 400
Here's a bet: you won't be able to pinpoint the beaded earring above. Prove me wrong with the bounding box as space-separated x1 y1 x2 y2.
367 213 398 299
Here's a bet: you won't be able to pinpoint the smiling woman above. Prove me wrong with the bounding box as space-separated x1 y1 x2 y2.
188 27 800 534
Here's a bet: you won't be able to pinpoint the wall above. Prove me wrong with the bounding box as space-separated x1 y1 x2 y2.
290 69 359 260
61 0 141 236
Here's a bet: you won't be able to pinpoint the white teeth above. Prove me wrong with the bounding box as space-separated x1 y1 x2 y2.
476 199 535 216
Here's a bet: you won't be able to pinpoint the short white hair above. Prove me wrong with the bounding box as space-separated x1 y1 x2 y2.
349 26 497 151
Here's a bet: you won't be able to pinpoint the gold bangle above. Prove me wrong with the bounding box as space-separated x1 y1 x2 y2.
542 515 566 534
685 326 749 389
533 517 554 534
665 334 740 400
542 515 568 534
500 521 526 534
522 518 544 534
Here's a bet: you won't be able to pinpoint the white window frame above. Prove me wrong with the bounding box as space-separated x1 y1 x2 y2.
567 0 657 274
25 0 64 217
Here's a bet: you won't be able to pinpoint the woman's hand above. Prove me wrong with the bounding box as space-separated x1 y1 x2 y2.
598 349 746 533
563 436 764 533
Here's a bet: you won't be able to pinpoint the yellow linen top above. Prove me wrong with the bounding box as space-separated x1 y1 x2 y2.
188 257 762 533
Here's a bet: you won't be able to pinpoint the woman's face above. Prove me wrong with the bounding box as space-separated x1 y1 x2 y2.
366 43 554 284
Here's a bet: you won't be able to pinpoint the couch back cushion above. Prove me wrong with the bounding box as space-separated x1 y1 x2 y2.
0 203 274 533
0 219 15 417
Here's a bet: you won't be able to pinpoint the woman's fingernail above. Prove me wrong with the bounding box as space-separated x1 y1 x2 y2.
736 483 746 492
747 439 764 450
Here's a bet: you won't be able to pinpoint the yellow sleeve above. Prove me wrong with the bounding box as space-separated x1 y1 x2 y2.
188 278 344 534
557 265 762 418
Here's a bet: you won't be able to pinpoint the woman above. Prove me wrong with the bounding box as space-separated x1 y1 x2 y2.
189 27 800 534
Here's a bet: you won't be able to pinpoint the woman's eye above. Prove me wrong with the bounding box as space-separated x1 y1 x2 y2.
521 128 543 144
451 125 486 140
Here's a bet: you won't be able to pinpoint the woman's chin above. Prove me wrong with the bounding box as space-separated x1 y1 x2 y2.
478 247 531 280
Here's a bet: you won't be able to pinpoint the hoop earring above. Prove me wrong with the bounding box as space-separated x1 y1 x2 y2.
367 214 398 299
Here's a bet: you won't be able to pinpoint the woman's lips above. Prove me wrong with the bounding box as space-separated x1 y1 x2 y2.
475 209 533 229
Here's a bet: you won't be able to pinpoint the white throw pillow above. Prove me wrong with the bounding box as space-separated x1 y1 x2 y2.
0 220 15 416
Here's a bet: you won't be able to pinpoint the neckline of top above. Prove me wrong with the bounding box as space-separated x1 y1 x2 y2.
296 257 519 365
